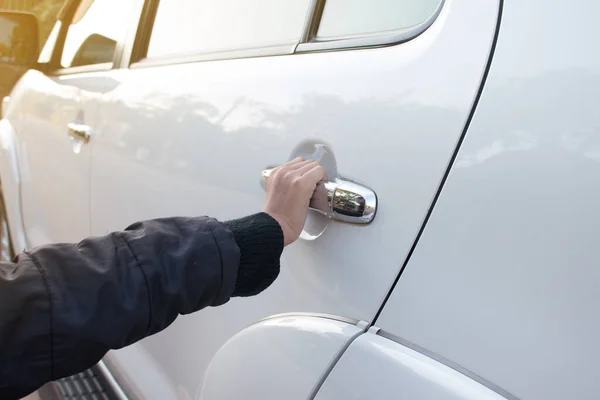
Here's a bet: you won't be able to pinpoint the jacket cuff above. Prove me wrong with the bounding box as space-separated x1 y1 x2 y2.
223 212 284 297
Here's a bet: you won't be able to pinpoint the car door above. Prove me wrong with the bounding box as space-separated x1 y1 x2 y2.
371 0 600 399
14 0 134 247
90 0 501 396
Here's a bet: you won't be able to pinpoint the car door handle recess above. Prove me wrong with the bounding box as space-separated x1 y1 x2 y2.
67 122 92 143
261 168 377 224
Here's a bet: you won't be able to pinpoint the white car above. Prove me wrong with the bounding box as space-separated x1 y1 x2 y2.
1 0 599 399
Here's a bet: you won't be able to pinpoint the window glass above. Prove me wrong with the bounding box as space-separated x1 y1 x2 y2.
61 0 132 68
147 0 311 59
317 0 442 39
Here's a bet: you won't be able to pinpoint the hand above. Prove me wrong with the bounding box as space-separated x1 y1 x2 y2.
263 158 327 246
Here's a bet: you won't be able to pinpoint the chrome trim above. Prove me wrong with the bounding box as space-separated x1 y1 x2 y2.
299 0 324 44
375 330 518 400
127 0 444 68
259 312 360 326
261 168 377 224
97 360 129 400
296 0 445 53
67 122 93 143
130 43 297 69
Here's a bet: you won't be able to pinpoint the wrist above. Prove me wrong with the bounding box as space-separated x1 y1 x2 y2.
263 211 293 246
223 213 284 297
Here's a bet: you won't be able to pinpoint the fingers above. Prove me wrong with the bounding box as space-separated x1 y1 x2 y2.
270 157 304 175
272 158 309 177
272 158 327 187
285 157 307 169
292 160 321 177
288 159 315 173
300 164 327 187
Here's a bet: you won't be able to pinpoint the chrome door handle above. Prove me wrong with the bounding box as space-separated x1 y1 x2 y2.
67 122 92 143
261 168 377 224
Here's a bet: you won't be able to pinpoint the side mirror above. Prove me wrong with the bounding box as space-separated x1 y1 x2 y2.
0 11 39 67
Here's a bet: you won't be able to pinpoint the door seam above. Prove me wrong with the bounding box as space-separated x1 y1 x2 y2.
307 322 369 400
371 0 505 325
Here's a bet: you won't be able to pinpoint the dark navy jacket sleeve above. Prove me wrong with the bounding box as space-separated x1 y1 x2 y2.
0 213 283 399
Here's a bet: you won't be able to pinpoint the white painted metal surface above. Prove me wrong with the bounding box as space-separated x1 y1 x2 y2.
199 315 363 400
0 116 27 253
80 0 498 395
315 330 507 400
0 0 598 397
376 1 600 399
8 70 102 246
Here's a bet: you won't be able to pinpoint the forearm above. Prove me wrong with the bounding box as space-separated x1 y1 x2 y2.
0 213 283 398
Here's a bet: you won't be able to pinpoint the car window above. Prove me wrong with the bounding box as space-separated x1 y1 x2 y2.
146 0 311 59
317 0 443 39
61 0 131 68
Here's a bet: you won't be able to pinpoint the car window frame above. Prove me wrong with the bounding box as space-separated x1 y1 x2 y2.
40 0 135 76
297 0 445 52
128 0 445 69
128 0 307 69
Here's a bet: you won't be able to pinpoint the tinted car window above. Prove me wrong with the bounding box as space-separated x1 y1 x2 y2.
317 0 442 38
147 0 311 59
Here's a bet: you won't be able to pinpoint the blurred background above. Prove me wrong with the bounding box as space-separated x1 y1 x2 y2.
2 0 65 44
0 0 66 103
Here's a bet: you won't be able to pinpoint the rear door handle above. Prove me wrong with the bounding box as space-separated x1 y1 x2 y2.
261 168 377 224
67 122 92 143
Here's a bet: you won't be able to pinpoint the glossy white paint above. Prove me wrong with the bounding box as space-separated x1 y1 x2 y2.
11 70 102 245
0 78 36 253
102 343 182 399
199 315 363 400
316 330 507 400
1 0 598 397
81 0 498 395
0 116 26 253
377 1 600 399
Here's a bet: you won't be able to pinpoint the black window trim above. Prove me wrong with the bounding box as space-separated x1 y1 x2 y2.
129 0 445 69
129 0 158 66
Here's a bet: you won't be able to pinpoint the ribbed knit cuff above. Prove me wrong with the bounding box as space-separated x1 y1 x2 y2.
223 213 284 297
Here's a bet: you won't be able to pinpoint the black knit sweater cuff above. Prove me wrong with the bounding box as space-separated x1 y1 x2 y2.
224 212 284 297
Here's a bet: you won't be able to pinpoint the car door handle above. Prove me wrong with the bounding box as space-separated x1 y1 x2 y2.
67 122 92 143
261 168 377 224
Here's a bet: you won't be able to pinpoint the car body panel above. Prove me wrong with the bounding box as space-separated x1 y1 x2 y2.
11 69 101 246
0 98 27 252
315 329 508 400
199 315 364 400
375 1 600 399
81 0 499 395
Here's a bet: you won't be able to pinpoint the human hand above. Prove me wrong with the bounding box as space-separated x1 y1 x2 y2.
263 158 327 246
